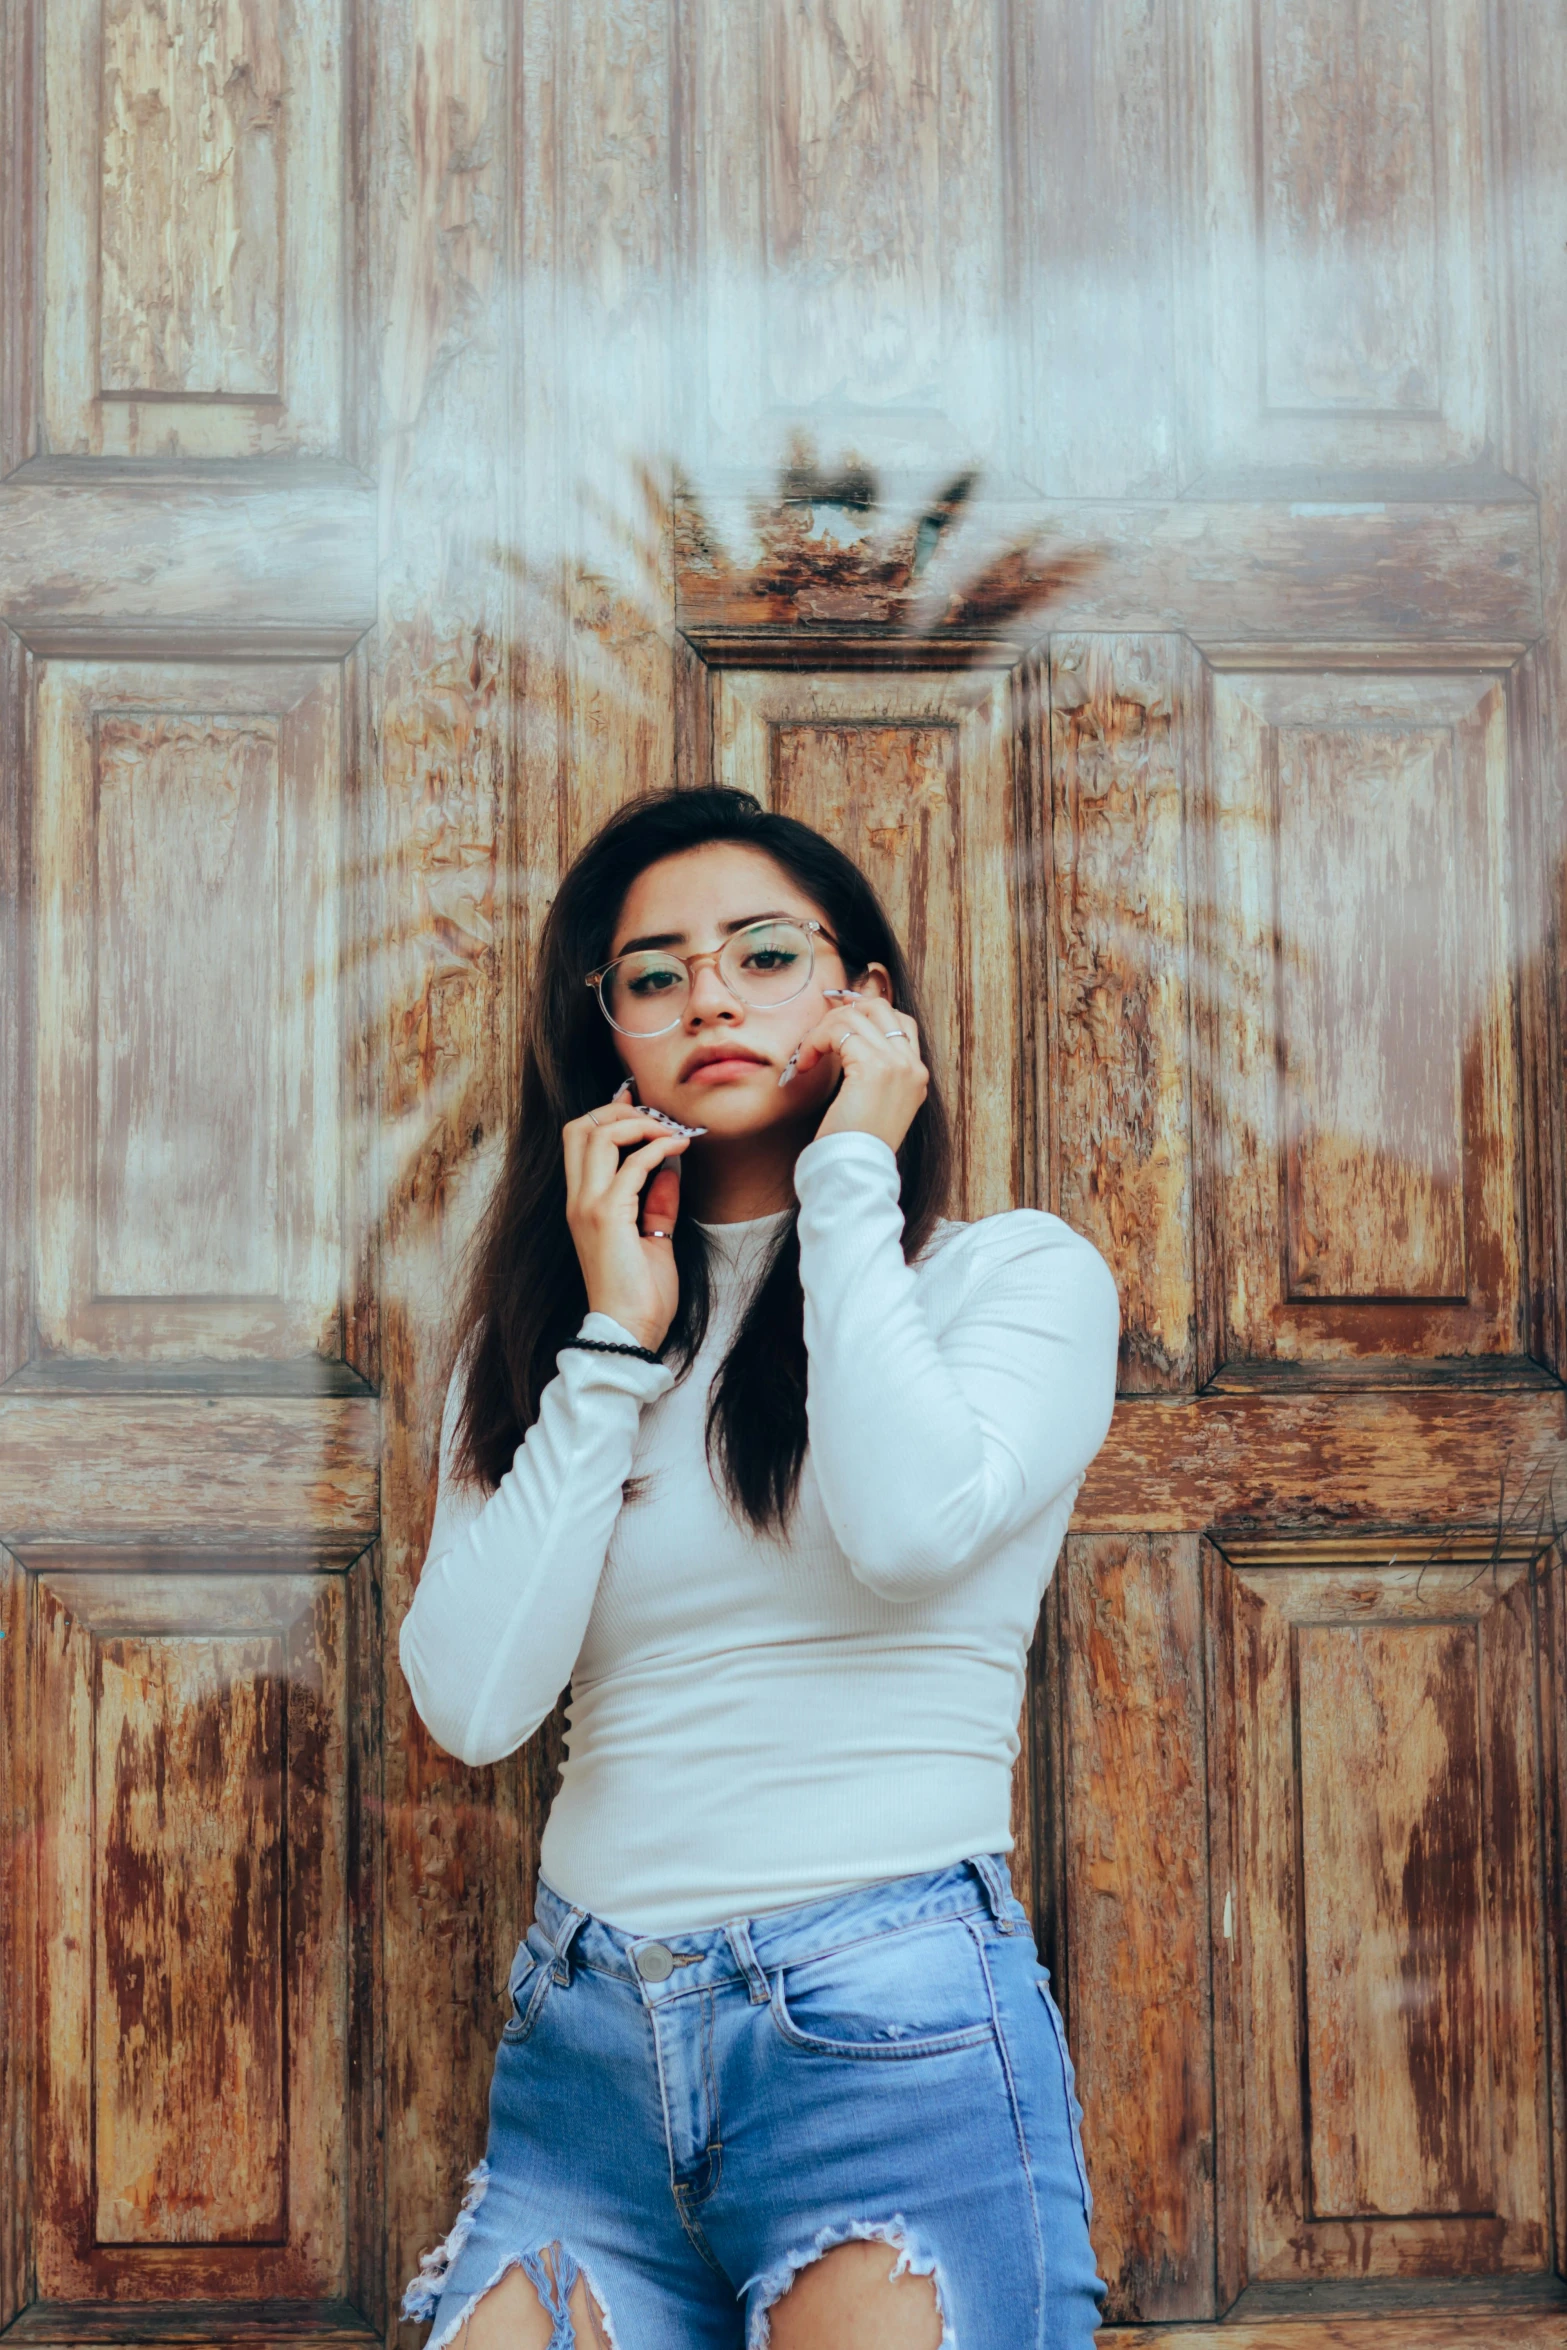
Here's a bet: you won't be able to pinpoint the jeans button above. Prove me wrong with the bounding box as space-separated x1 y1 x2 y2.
635 1942 675 1982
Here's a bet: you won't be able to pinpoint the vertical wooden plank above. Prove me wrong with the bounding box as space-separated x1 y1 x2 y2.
0 1543 31 2324
1203 1538 1248 2312
0 626 29 1383
33 1579 93 2292
1228 1556 1307 2279
1510 644 1567 1378
369 0 528 2325
1049 637 1196 1392
286 1574 352 2294
346 1544 387 2329
0 0 38 476
1539 1543 1567 2280
1062 1533 1215 2321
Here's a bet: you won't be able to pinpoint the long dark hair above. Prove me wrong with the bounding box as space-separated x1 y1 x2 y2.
450 787 953 1531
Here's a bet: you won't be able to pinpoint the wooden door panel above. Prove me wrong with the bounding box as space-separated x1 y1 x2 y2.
1217 1548 1549 2281
717 664 1026 1219
1190 0 1503 476
43 0 346 458
33 661 343 1361
1212 669 1522 1364
30 1561 370 2300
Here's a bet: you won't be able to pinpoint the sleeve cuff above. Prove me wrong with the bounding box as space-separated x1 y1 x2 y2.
794 1128 900 1197
560 1313 677 1399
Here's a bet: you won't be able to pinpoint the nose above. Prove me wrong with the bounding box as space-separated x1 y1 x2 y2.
684 957 740 1024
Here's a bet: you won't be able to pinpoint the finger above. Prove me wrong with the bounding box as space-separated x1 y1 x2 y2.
639 1159 681 1239
605 1133 690 1208
786 999 912 1081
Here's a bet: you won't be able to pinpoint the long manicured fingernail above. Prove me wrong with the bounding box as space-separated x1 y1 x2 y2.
822 988 862 1001
644 1105 707 1138
777 1050 801 1088
612 1079 632 1100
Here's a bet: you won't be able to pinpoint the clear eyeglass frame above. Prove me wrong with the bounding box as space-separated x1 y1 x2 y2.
585 916 839 1038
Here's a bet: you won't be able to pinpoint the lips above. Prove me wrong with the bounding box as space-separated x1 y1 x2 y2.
679 1043 771 1080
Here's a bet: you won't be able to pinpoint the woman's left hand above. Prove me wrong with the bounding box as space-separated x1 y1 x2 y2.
793 992 929 1155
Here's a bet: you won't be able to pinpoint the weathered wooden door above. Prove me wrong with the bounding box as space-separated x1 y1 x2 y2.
3 3 1566 2347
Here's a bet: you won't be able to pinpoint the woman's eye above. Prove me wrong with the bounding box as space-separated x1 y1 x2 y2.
740 948 799 973
626 967 682 995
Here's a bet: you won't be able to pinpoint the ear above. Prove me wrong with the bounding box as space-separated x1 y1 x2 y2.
855 961 894 1003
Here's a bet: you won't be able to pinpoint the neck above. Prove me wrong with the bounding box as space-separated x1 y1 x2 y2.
682 1122 815 1223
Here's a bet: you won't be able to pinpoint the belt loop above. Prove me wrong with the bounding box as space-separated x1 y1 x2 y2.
968 1853 1017 1932
549 1903 589 1985
725 1917 772 2004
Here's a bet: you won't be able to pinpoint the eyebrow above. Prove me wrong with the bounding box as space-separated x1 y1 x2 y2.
613 910 802 954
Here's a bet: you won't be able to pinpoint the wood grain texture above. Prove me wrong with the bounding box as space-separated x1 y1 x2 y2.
94 714 283 1302
44 0 344 455
1076 1386 1567 1535
0 623 29 1388
1186 0 1507 476
32 1567 357 2299
1278 721 1466 1301
0 0 39 479
717 665 1021 1217
1212 670 1523 1363
100 0 284 397
1049 637 1196 1390
34 663 342 1362
1100 2313 1567 2350
678 495 1542 651
1062 1534 1214 2321
685 0 1002 468
1298 1623 1488 2217
0 465 376 657
93 1629 287 2243
1011 0 1178 495
367 0 531 2328
0 1399 378 1548
1217 1548 1549 2281
1 1541 32 2327
1259 0 1440 413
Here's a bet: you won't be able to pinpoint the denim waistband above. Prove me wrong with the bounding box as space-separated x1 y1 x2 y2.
528 1853 1027 2003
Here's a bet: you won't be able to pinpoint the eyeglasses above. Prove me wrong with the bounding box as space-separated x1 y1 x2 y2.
586 917 839 1037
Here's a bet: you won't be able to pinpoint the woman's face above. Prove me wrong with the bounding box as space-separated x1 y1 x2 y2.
599 842 890 1141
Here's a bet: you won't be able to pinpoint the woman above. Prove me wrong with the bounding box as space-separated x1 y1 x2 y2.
399 786 1120 2350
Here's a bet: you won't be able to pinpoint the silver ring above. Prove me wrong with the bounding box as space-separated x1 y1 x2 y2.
589 1109 603 1125
881 1027 910 1042
648 1229 671 1239
837 1031 853 1050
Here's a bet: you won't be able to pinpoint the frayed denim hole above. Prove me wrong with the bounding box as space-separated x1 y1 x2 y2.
408 2244 620 2350
744 2216 954 2350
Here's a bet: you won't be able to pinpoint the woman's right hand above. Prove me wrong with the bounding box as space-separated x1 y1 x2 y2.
562 1090 689 1352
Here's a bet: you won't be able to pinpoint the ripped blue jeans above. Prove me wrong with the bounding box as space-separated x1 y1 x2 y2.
401 1855 1105 2349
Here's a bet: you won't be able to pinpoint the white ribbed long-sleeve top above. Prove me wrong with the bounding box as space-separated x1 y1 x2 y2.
399 1130 1120 1934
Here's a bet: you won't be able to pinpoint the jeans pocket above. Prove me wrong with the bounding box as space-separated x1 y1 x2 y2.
500 1944 552 2044
769 1916 996 2061
1036 1977 1093 2223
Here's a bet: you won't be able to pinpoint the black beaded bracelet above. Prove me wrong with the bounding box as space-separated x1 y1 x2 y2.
565 1337 665 1365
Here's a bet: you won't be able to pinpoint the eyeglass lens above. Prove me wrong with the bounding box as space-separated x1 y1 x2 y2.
599 919 816 1034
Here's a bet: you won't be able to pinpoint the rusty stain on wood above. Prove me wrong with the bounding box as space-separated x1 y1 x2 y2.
1050 638 1196 1391
94 1634 286 2244
1062 1534 1215 2321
